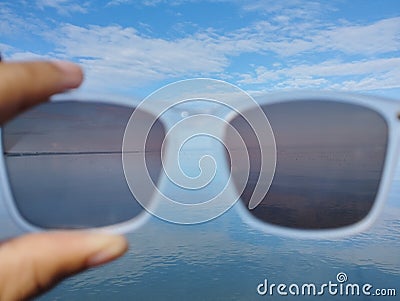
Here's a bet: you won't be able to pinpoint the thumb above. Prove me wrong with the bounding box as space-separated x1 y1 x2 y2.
0 231 128 301
0 61 83 125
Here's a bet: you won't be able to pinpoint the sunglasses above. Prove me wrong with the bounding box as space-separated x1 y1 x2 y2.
1 79 399 238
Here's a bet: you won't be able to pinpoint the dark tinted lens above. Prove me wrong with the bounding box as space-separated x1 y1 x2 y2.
3 101 165 229
229 100 388 229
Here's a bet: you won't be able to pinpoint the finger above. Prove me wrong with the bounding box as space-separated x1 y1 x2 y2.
0 61 83 124
0 231 128 301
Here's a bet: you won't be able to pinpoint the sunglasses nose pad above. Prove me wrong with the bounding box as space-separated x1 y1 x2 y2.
124 109 236 223
123 78 278 224
153 131 253 224
162 134 228 204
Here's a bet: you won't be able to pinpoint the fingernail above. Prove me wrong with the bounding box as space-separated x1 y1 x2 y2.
52 60 84 89
86 233 128 267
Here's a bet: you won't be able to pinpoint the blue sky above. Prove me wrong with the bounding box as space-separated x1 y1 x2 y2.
0 0 399 99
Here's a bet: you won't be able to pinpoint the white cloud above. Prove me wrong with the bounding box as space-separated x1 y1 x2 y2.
39 24 232 93
52 24 228 72
7 51 53 61
0 43 14 55
0 4 47 38
242 58 400 82
105 0 132 7
41 15 399 94
241 0 329 17
332 69 400 91
239 58 400 91
257 17 400 57
318 17 400 55
36 0 89 15
2 1 399 95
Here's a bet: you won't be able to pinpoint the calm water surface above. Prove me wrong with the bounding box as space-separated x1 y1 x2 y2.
36 178 400 300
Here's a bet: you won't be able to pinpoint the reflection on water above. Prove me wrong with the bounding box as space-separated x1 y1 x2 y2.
37 176 400 301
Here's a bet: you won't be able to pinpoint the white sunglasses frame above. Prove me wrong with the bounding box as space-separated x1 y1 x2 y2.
232 91 400 239
0 89 399 239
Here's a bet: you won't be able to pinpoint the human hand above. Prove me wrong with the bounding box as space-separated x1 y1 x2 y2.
0 60 128 300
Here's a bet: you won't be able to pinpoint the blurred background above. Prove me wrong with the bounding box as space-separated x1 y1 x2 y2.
0 1 399 300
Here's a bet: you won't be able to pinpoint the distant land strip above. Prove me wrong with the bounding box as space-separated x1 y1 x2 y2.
3 150 161 157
